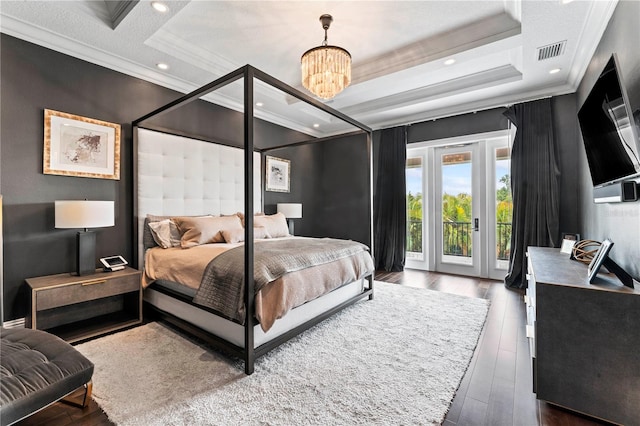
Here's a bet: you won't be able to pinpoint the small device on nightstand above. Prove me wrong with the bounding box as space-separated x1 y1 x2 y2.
100 255 128 272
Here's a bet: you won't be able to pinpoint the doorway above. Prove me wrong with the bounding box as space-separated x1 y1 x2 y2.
405 131 513 280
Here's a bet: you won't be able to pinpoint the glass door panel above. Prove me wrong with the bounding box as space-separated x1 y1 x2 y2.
488 143 513 279
406 156 424 260
406 131 512 277
435 144 481 276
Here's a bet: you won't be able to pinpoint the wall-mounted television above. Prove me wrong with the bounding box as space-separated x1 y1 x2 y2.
578 53 640 188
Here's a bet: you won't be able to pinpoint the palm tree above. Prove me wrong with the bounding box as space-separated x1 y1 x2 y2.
406 192 423 253
496 174 513 259
442 192 472 256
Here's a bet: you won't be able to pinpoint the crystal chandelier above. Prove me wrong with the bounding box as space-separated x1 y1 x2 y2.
301 14 351 100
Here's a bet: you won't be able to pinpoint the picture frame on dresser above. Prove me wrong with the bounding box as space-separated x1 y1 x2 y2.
587 238 613 282
585 238 634 288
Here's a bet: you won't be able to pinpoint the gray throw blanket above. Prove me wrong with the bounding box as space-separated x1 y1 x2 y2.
192 238 369 323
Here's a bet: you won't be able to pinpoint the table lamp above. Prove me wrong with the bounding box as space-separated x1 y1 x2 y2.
277 203 302 235
55 200 114 276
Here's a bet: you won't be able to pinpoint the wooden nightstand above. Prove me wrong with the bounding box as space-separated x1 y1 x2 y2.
26 266 142 343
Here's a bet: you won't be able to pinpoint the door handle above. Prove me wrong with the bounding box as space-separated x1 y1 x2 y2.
474 218 479 231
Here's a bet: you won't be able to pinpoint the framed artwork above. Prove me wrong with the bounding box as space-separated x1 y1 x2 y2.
265 156 290 192
43 109 121 180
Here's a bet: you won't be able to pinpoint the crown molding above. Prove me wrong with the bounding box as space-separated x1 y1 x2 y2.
342 65 521 117
0 14 197 94
566 0 618 89
1 15 320 136
365 81 576 130
146 26 237 77
352 12 521 85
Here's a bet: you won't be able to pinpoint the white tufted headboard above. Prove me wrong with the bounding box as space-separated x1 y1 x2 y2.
136 128 261 266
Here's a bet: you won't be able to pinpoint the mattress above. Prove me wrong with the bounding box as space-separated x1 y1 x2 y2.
143 237 374 331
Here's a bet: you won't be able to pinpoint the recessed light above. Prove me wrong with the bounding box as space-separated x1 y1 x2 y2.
256 102 264 107
444 58 456 65
151 2 169 13
313 124 320 128
561 0 574 4
156 63 169 70
549 68 561 74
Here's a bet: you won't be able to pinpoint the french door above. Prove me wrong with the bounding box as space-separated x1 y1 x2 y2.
434 144 481 276
406 131 512 280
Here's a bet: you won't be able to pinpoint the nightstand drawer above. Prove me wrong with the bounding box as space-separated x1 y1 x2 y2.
36 273 139 310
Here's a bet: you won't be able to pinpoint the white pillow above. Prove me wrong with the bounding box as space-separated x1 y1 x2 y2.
148 219 181 248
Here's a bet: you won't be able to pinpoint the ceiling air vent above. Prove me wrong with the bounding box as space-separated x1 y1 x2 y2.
537 40 566 61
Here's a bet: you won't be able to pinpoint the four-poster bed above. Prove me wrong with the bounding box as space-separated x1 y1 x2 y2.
133 65 374 374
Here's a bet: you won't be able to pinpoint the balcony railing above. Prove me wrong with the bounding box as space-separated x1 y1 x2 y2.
496 222 512 260
408 220 512 261
407 219 422 253
443 221 472 257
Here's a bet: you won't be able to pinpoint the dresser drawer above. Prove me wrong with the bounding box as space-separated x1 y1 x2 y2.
36 273 140 310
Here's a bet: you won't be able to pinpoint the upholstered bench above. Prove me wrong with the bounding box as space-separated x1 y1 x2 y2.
0 327 94 426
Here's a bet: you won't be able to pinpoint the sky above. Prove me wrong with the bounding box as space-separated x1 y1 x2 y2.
406 158 510 197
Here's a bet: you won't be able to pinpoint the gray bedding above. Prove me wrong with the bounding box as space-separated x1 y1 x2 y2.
192 237 371 323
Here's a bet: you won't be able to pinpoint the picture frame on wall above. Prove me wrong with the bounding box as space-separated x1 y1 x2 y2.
265 156 290 192
43 109 121 180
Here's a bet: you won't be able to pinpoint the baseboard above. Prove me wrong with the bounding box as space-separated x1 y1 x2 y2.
2 318 25 328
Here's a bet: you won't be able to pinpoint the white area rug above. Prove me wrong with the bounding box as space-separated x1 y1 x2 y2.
76 281 489 425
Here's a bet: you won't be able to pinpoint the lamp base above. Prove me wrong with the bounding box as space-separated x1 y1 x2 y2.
287 220 295 236
76 231 96 276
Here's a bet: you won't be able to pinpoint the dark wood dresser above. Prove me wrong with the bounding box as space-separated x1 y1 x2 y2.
525 247 639 424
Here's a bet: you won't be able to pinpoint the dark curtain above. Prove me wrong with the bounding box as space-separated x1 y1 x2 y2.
504 98 560 289
373 126 407 271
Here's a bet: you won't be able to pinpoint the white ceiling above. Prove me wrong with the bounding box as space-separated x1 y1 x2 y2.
0 0 618 136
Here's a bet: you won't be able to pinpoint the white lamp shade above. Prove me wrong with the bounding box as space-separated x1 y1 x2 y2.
277 203 302 219
55 200 114 229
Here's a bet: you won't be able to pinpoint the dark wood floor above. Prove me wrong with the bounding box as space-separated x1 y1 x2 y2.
375 269 609 426
18 269 610 426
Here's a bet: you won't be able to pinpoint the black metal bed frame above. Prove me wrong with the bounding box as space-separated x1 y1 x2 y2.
133 65 374 374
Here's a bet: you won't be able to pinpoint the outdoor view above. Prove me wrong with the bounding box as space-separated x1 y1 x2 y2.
494 147 513 262
406 147 512 263
440 151 474 259
406 157 423 257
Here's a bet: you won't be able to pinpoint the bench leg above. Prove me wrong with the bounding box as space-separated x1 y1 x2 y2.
81 381 92 408
61 381 92 408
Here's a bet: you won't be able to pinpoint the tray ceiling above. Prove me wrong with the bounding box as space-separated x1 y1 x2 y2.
0 0 618 136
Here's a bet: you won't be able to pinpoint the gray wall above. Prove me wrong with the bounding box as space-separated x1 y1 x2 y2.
407 108 509 143
576 0 640 280
263 133 372 248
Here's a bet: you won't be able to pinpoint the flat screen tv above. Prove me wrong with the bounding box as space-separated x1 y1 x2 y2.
578 53 640 187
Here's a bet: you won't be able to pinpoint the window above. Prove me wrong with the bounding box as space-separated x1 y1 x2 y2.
406 157 423 259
